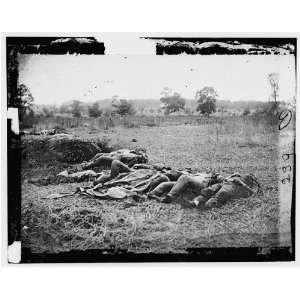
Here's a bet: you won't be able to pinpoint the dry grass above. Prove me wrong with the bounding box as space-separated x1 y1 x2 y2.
21 116 280 253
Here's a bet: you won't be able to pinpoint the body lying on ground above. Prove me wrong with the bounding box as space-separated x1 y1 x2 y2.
81 148 148 169
81 157 259 208
151 173 260 208
56 149 260 208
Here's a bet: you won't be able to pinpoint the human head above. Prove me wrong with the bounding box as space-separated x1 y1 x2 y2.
208 173 225 185
243 174 259 188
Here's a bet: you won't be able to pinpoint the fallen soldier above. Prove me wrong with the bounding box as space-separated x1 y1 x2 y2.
81 148 148 170
90 159 183 195
52 149 260 208
86 160 227 203
61 155 229 203
149 172 224 202
151 173 259 208
192 173 260 208
149 173 260 208
58 149 176 192
57 169 100 181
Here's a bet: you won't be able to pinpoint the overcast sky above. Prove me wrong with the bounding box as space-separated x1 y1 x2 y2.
19 54 296 105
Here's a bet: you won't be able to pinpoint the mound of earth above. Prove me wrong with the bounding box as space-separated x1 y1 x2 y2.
22 134 101 165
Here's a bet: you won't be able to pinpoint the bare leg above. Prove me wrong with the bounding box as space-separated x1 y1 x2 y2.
146 174 170 193
82 156 113 170
149 182 175 197
110 159 131 179
93 159 131 187
132 174 170 193
167 175 204 199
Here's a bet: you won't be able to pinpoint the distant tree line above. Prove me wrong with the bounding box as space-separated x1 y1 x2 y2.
29 97 136 118
17 72 286 126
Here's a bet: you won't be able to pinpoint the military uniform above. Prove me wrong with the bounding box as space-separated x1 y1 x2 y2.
193 173 259 208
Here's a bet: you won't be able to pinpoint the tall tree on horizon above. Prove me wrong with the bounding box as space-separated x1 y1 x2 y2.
195 86 217 117
160 87 186 115
268 73 279 102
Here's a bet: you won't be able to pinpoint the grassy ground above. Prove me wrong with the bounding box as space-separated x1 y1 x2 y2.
21 117 280 253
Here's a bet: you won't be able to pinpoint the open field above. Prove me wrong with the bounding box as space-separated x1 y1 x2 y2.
21 116 280 254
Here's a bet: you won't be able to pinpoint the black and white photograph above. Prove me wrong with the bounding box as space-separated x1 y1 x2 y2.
5 34 296 263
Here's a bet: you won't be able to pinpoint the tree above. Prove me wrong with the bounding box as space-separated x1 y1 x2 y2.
16 84 34 121
17 84 34 108
160 87 173 98
160 88 185 115
195 87 217 117
268 73 279 103
267 72 280 116
59 103 70 114
112 99 135 116
71 100 82 118
42 105 56 117
88 102 102 118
